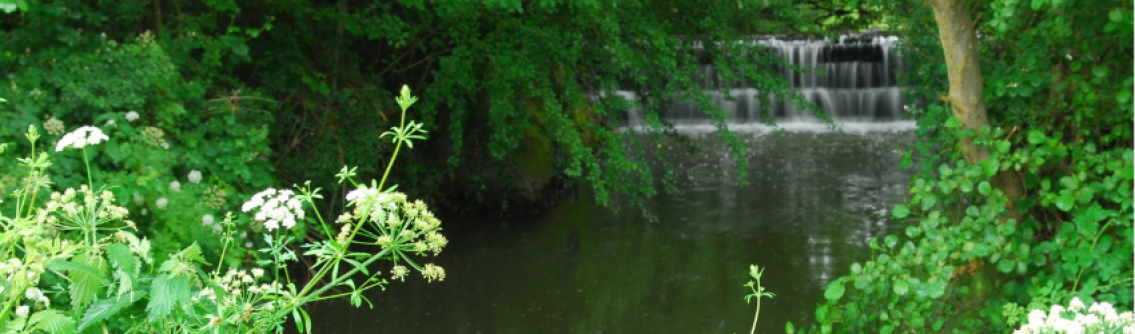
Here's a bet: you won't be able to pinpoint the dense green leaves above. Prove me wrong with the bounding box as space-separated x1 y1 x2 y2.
794 0 1134 333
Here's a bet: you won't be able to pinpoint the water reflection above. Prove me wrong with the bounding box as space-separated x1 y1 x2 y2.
308 124 915 334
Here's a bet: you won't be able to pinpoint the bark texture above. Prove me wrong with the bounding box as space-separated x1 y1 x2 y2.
928 0 1024 220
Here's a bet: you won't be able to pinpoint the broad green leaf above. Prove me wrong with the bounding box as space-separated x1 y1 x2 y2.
997 141 1011 154
146 274 192 321
944 117 961 128
1092 66 1108 78
892 205 910 219
884 235 899 248
978 181 992 196
79 292 145 331
47 259 102 278
893 280 909 295
905 226 922 238
107 243 138 276
786 321 796 334
69 253 106 310
960 179 973 193
28 309 75 333
1110 8 1124 21
850 262 862 274
1055 194 1075 211
983 160 1000 177
1027 130 1045 144
824 280 846 301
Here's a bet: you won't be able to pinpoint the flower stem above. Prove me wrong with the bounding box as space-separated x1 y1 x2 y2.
82 147 93 188
750 292 761 334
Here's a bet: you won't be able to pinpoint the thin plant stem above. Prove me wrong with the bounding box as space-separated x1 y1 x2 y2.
750 294 761 334
83 147 93 188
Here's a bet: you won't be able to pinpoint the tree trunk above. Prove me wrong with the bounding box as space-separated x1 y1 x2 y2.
928 0 1023 220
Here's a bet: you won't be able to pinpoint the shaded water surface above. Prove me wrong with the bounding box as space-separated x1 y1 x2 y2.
310 123 916 334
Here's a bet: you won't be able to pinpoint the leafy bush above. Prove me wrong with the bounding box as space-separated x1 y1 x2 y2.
791 0 1133 333
0 88 448 333
0 25 276 264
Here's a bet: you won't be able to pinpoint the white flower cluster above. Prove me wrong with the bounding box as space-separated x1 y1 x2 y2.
55 126 109 152
125 111 140 122
170 180 181 192
345 185 406 220
242 188 304 231
23 287 50 307
188 170 203 183
1014 297 1135 334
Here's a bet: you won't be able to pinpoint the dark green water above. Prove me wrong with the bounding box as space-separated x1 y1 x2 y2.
309 123 917 334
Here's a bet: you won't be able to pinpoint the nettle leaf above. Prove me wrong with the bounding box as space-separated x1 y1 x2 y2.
107 243 139 297
79 292 146 331
68 252 107 310
28 309 75 333
146 274 192 321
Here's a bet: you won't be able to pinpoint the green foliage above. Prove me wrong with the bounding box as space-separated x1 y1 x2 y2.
0 2 277 266
793 0 1134 333
1 0 823 216
0 90 448 333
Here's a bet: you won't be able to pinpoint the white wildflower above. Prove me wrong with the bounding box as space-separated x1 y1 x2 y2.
105 119 116 127
125 111 139 122
243 242 252 248
24 287 41 300
133 193 144 205
1069 297 1085 312
170 180 181 192
188 170 202 183
202 214 215 226
156 198 168 209
251 268 264 278
242 188 304 231
161 142 169 149
55 126 109 152
15 305 28 318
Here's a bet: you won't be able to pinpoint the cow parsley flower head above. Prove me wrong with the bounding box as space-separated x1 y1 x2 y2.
345 184 407 221
15 305 28 318
1069 297 1085 312
125 111 139 122
156 198 168 209
44 117 65 136
188 170 203 183
170 180 181 192
202 214 215 226
55 126 109 152
242 188 304 231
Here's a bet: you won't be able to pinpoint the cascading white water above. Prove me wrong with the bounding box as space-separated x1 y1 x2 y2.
623 35 907 126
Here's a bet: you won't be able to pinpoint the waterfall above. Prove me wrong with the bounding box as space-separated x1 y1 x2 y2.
622 35 907 126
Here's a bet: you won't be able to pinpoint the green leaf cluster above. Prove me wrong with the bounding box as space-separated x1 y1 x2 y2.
793 0 1133 333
